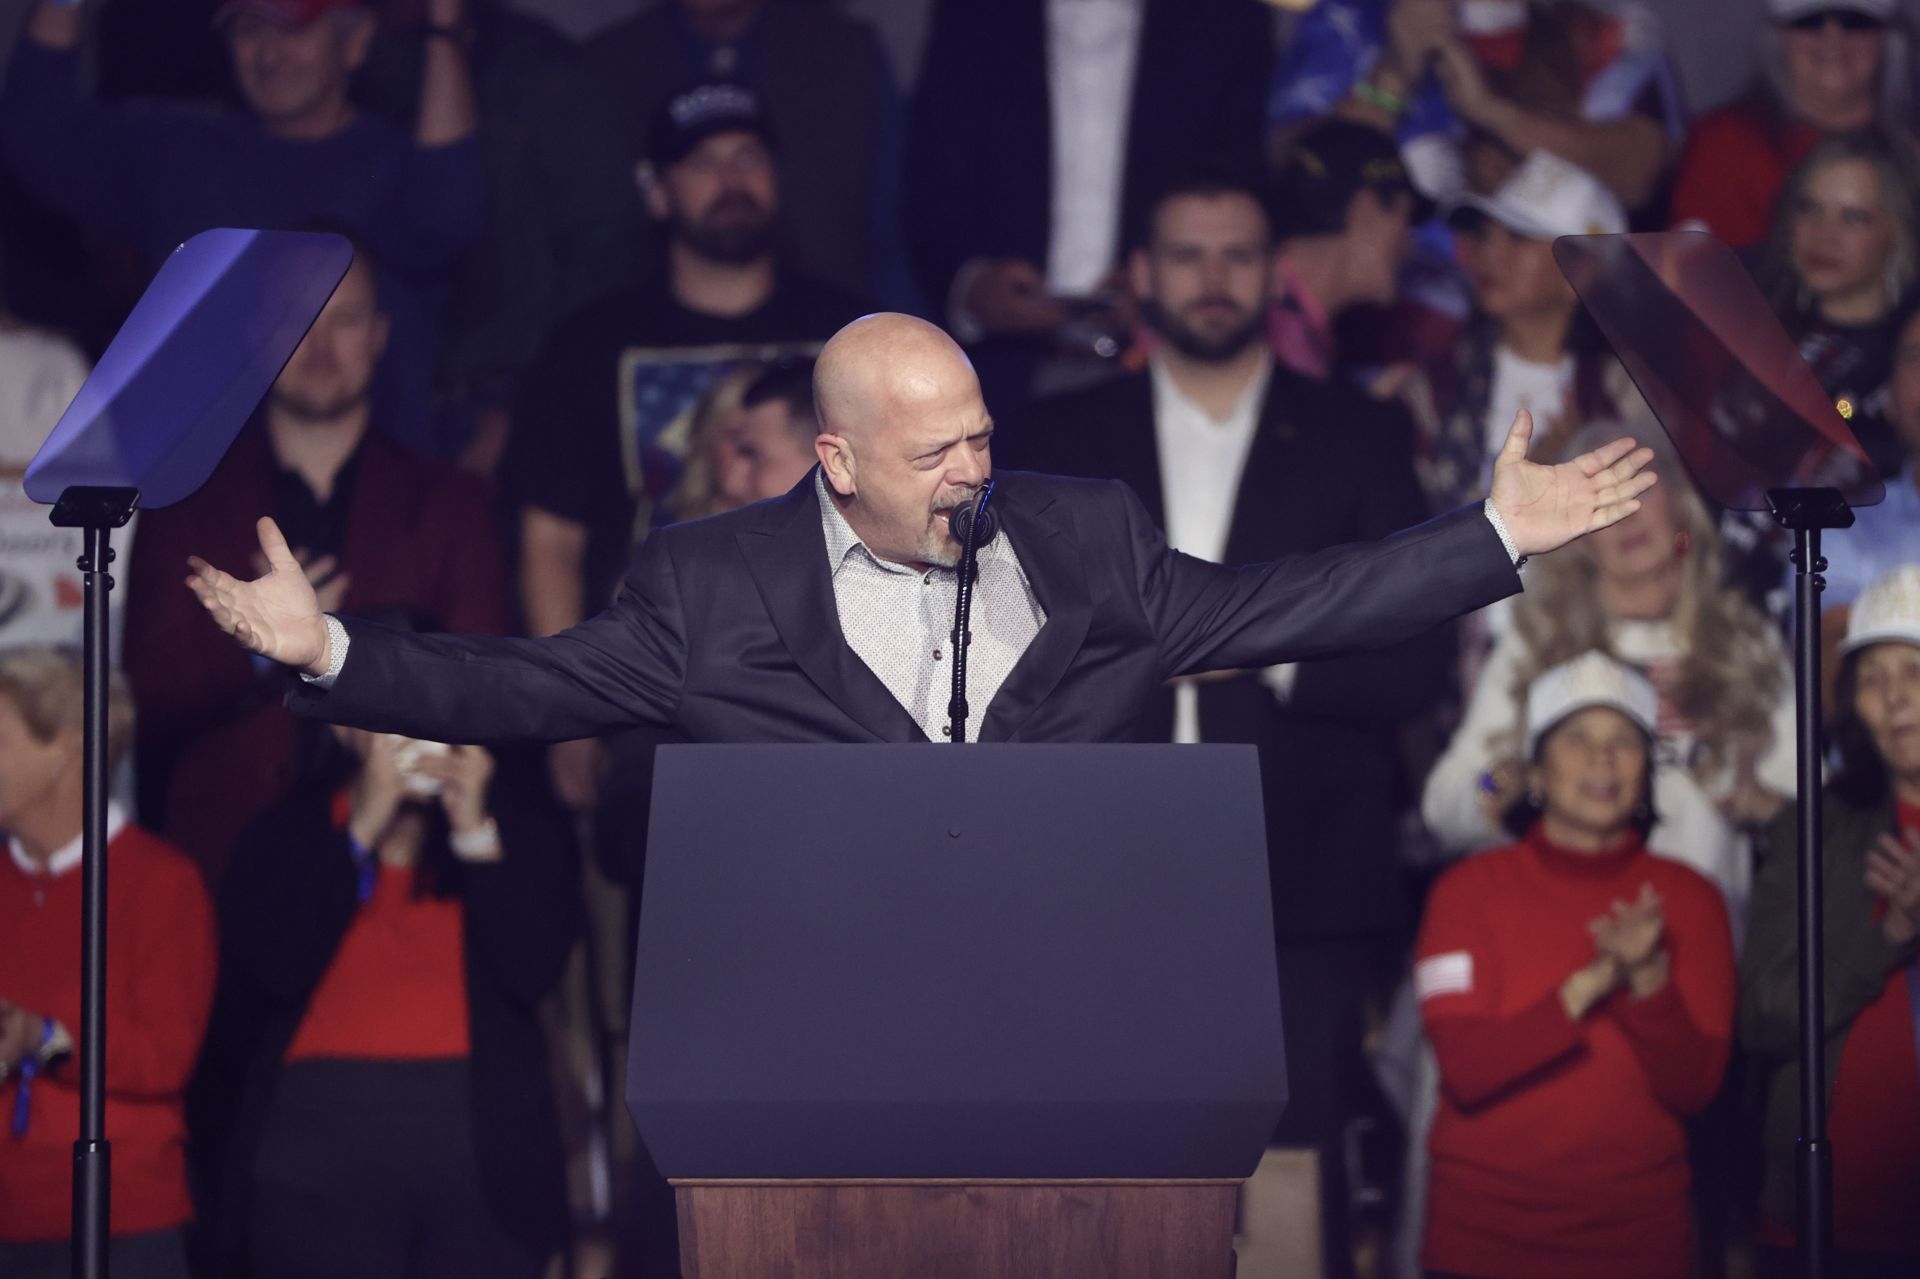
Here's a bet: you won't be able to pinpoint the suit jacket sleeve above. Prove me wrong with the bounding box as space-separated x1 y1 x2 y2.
1121 484 1519 681
287 524 689 742
1283 408 1454 724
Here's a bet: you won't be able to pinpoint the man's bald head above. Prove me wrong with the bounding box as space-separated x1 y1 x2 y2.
815 313 980 443
813 314 995 569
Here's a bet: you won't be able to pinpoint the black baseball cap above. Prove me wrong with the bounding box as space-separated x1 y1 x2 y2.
1271 120 1435 240
647 81 777 170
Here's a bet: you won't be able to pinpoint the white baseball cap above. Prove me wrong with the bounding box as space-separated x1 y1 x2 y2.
1839 564 1920 655
1771 0 1895 23
1449 150 1628 243
1524 651 1660 756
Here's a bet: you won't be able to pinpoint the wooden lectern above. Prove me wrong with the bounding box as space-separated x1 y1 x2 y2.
629 745 1288 1278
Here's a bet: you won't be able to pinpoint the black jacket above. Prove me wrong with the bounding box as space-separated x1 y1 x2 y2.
903 0 1274 307
1004 367 1452 938
1743 791 1920 1227
196 753 579 1264
289 468 1513 751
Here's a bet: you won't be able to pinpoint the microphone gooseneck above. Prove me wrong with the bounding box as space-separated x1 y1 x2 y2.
947 479 996 744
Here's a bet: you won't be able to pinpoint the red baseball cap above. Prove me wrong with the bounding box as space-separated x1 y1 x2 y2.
213 0 365 29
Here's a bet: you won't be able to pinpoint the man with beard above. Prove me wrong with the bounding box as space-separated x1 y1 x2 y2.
504 79 869 812
1003 170 1452 1279
122 246 511 881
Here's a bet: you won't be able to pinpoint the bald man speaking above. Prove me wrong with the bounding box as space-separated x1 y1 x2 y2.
188 314 1655 747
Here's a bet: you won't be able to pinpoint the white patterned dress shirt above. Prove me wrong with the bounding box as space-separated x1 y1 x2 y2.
816 473 1047 741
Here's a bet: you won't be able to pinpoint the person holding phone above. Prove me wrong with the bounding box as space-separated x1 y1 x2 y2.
201 709 579 1279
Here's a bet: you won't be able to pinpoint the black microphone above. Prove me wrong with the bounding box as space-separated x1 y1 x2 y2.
947 480 996 744
949 492 999 548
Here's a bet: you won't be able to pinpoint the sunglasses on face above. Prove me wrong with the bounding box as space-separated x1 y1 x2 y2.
1783 10 1888 33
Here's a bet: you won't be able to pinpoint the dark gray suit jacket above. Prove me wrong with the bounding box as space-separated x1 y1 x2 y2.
288 469 1519 746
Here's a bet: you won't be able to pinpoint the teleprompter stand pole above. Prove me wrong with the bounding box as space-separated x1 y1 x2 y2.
1768 486 1852 1279
48 485 139 1279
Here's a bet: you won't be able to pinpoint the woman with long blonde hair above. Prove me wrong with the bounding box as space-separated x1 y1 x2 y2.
1422 423 1794 926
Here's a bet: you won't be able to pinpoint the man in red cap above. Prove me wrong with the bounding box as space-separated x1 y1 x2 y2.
0 0 483 457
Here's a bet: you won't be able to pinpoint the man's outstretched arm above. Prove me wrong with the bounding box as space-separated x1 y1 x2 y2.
1141 409 1657 678
187 517 685 742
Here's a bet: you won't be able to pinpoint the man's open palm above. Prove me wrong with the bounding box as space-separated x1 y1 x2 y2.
1490 409 1658 558
187 517 331 673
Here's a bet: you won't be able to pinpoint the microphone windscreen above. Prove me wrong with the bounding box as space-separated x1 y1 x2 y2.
950 492 999 548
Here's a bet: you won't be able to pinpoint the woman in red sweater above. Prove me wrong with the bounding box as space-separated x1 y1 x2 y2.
0 647 216 1279
1415 651 1736 1279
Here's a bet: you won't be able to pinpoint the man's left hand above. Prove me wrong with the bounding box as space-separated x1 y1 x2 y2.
1490 409 1657 558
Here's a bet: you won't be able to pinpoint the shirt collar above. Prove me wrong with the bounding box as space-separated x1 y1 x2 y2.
815 468 866 571
8 802 127 879
1148 351 1273 428
814 469 940 579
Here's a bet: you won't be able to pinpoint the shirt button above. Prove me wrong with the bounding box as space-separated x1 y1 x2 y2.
942 723 952 737
933 649 943 661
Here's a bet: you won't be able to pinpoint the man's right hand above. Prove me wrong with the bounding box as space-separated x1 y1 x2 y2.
963 260 1067 336
187 517 332 675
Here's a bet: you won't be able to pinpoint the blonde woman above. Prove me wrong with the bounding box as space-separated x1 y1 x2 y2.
1421 425 1793 927
1752 128 1920 480
658 361 764 527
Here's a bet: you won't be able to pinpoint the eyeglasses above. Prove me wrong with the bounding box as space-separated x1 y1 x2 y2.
1783 10 1889 33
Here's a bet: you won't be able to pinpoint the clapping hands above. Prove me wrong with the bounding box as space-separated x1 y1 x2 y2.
1868 830 1920 945
1590 883 1670 998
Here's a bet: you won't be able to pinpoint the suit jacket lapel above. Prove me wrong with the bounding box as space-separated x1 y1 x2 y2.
1108 375 1167 529
1223 373 1306 565
977 477 1092 742
737 478 928 744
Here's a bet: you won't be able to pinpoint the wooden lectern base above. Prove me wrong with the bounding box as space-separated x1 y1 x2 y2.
672 1178 1240 1278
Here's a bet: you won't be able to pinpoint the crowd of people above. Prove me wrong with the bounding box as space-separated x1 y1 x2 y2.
2 1 1920 1278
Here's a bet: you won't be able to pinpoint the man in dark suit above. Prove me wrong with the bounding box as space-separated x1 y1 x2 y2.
1001 169 1446 1277
904 0 1275 411
186 312 1653 757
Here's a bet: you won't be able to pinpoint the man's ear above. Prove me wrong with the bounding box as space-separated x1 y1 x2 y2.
816 434 856 497
638 162 669 222
338 10 377 71
1127 247 1152 303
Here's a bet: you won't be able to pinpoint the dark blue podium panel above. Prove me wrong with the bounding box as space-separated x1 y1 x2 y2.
628 743 1287 1179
